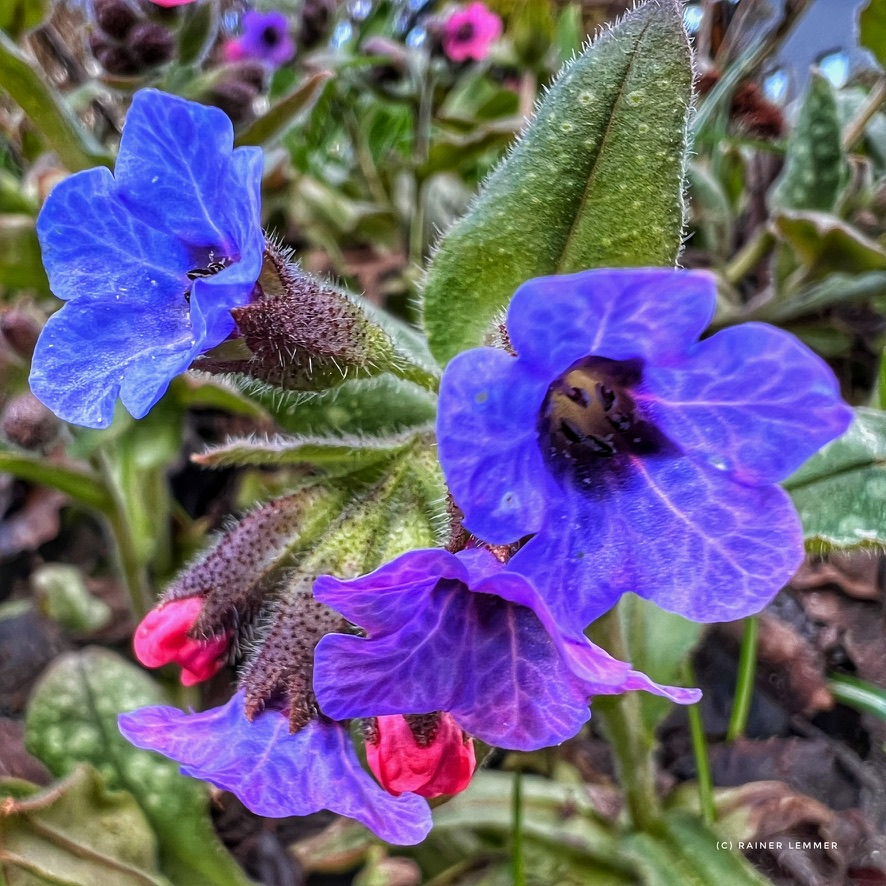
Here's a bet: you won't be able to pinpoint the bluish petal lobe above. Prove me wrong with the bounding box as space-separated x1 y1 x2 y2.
506 269 717 374
313 550 699 751
31 297 198 428
637 323 854 485
118 693 432 845
508 456 804 626
114 90 236 249
36 166 192 304
437 348 550 542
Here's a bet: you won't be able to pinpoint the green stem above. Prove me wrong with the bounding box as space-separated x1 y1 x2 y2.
0 31 110 171
727 616 759 741
724 227 775 285
843 78 886 151
592 610 661 832
95 452 152 619
512 771 526 886
685 662 715 825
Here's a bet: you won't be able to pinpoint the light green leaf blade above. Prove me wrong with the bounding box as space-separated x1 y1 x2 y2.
770 73 846 213
0 764 172 886
860 0 886 70
24 649 254 886
422 0 691 364
784 407 886 550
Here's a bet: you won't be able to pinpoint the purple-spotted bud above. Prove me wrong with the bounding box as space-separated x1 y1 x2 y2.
93 0 139 40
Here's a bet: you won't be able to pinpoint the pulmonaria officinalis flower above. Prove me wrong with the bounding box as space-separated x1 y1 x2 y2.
437 269 853 631
366 713 476 799
223 10 295 68
119 691 432 844
133 597 229 686
443 2 502 63
30 89 263 429
313 548 700 751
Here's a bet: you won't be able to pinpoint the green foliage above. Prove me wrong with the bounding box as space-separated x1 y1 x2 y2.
24 648 254 886
0 765 172 886
31 564 112 634
422 0 691 363
828 673 886 721
770 73 846 213
785 408 886 550
0 0 48 37
860 0 886 70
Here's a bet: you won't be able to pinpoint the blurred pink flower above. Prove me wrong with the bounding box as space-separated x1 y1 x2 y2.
148 0 197 8
443 2 502 63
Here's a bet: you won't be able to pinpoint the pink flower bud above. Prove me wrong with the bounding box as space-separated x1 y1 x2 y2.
134 597 228 686
366 713 476 799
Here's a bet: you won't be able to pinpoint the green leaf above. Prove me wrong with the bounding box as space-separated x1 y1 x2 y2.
0 443 111 512
784 408 886 550
31 564 111 634
422 0 691 364
757 270 886 323
235 71 332 148
0 764 172 886
0 32 110 172
0 215 48 292
0 0 49 37
617 595 702 735
860 0 886 70
192 431 419 473
770 73 846 213
828 673 886 720
241 374 437 437
24 649 254 886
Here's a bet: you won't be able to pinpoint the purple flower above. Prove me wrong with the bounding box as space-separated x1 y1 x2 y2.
30 89 263 429
312 548 700 752
443 2 502 63
224 11 295 67
118 691 432 845
436 269 852 630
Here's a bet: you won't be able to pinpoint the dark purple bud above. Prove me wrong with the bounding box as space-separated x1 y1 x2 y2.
129 22 175 67
90 35 141 75
1 394 59 451
93 0 139 40
299 0 335 49
0 310 40 360
207 77 260 127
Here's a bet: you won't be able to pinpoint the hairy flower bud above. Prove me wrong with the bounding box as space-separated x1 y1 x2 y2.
1 309 40 360
365 713 476 798
1 393 59 451
134 597 229 685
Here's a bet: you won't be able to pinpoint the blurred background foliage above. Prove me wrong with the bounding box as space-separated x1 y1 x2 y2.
2 1 886 885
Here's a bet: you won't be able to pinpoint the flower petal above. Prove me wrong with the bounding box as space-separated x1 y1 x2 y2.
506 269 717 376
118 694 432 845
508 454 804 626
314 549 698 750
637 323 854 485
437 347 551 542
114 90 238 249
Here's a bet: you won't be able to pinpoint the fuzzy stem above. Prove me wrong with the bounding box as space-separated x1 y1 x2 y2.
727 615 759 741
512 771 526 886
685 662 715 824
843 78 886 151
592 609 661 832
723 227 775 285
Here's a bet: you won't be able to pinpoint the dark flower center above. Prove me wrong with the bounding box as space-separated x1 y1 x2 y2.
262 25 281 47
454 22 475 43
539 357 671 481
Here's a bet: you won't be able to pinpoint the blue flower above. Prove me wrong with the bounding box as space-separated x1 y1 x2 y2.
436 269 853 630
30 89 264 429
118 691 432 845
313 547 700 751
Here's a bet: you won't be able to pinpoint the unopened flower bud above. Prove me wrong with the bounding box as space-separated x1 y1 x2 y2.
129 21 175 67
134 597 229 686
366 713 476 798
90 35 141 76
1 309 40 360
299 0 335 49
93 0 139 40
207 65 264 125
1 393 59 451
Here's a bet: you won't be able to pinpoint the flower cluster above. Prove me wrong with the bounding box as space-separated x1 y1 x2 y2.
30 85 851 847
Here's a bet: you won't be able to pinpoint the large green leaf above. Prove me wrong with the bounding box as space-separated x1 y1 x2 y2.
0 765 172 886
860 0 886 70
784 408 886 550
770 73 846 213
421 0 691 363
24 649 254 886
